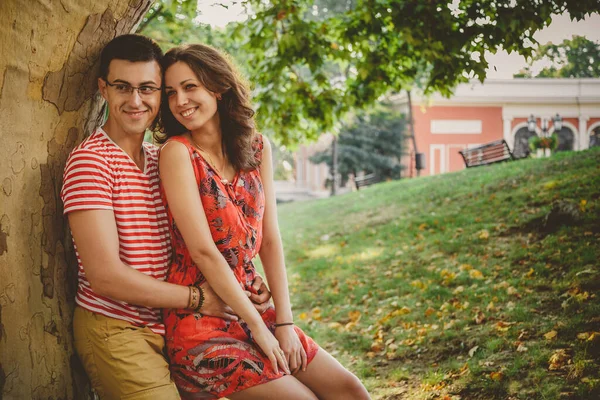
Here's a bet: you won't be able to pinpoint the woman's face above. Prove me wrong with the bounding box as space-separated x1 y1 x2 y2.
164 61 219 132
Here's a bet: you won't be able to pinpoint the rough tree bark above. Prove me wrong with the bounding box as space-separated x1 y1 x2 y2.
0 1 152 398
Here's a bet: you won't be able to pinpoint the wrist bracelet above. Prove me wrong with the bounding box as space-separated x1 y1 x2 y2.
188 286 201 310
274 322 294 328
194 285 205 312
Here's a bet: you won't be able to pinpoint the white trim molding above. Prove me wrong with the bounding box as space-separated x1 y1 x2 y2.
391 78 600 107
503 117 513 149
430 144 446 175
578 116 589 150
511 122 541 138
587 120 600 149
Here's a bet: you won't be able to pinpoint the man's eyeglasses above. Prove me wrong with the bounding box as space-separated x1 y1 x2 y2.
104 80 161 96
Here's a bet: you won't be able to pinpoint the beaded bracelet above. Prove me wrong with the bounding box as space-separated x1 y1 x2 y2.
194 285 205 312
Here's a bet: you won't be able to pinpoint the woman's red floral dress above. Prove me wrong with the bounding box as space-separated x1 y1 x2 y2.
159 135 319 399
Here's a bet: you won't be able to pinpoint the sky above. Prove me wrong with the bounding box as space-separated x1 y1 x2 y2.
486 12 600 78
195 1 600 79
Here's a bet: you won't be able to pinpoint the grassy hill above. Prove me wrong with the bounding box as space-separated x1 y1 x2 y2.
277 148 600 400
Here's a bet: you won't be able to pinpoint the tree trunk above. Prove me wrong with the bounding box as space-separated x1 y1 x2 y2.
0 1 152 398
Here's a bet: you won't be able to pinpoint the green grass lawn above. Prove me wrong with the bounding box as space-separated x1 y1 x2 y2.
275 148 600 400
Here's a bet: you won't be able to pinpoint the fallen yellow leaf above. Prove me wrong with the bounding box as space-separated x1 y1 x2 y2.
543 181 557 190
371 342 384 352
478 230 490 240
470 269 484 280
474 311 486 325
544 330 558 341
311 308 322 321
577 332 590 340
548 349 570 370
348 310 361 323
489 371 504 381
460 264 473 271
328 322 343 330
344 321 357 331
588 332 600 342
525 268 535 278
507 286 518 295
393 306 411 316
411 280 426 289
496 321 514 332
516 343 528 352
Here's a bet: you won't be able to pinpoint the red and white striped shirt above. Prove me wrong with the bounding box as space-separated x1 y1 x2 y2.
61 128 170 335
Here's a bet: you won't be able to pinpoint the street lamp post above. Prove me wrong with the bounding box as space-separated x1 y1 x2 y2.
528 113 563 137
527 113 562 157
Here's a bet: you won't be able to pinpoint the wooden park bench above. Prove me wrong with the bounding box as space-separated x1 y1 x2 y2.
354 173 380 190
459 139 515 168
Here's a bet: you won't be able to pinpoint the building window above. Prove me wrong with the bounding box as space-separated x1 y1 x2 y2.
590 126 600 148
513 127 536 159
430 120 482 135
554 127 575 152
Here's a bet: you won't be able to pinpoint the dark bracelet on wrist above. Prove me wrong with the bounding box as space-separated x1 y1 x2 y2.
194 285 205 312
274 322 294 328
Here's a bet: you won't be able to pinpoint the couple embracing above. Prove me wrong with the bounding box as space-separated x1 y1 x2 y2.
62 34 369 400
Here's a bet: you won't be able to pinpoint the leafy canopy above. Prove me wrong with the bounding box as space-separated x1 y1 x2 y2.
515 35 600 78
140 0 599 145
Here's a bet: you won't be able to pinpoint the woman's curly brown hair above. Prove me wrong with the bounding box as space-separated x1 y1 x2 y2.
155 44 259 171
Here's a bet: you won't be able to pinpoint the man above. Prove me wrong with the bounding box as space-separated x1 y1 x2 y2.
61 34 270 399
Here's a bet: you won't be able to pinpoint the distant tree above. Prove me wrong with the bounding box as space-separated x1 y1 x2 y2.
515 35 600 78
310 106 407 187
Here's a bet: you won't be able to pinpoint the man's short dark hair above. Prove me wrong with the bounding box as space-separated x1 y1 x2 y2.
99 34 163 79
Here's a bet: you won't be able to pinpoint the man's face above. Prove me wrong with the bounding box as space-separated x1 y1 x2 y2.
98 59 161 137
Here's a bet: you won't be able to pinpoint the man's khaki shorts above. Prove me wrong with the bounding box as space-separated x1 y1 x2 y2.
73 307 180 400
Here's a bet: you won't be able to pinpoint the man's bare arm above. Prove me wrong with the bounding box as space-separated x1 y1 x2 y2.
68 209 267 318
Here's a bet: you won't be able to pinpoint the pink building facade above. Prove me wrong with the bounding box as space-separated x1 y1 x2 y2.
395 78 600 177
294 79 600 193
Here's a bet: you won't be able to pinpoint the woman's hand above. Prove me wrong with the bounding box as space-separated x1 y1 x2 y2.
245 275 272 314
253 325 290 375
274 325 307 374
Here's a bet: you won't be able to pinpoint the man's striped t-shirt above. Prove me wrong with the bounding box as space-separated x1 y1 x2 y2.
61 128 171 335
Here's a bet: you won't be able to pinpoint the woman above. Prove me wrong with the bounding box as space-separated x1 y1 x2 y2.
157 44 369 400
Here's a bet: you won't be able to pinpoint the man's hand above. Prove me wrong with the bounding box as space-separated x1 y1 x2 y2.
245 275 272 314
197 275 271 319
197 283 238 321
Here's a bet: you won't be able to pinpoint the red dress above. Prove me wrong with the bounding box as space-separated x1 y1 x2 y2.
160 135 319 399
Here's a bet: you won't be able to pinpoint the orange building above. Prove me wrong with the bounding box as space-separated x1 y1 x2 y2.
293 78 600 194
394 78 600 177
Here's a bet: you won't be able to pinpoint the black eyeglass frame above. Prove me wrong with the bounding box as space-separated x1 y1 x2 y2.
103 79 162 96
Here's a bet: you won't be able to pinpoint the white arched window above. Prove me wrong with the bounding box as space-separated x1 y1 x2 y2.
549 121 578 152
588 122 600 148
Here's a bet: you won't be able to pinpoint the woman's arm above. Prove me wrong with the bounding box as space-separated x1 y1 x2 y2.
159 140 289 374
258 138 293 324
258 138 307 373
